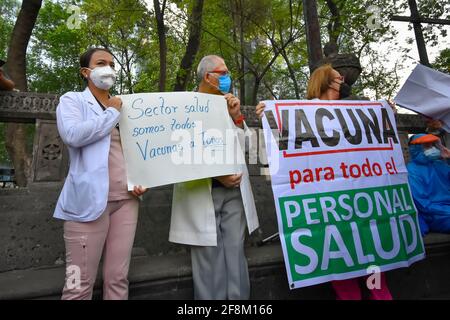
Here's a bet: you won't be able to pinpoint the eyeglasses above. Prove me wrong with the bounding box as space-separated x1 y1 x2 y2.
208 69 229 76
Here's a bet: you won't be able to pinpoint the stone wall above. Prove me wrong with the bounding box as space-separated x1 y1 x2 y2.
0 91 434 272
0 176 277 272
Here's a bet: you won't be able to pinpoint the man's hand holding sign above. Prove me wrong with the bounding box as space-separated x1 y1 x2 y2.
225 93 245 129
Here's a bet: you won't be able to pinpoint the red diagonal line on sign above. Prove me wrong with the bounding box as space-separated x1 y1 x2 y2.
274 101 384 132
283 139 394 158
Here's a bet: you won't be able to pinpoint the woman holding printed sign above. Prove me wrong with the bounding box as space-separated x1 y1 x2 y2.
256 64 392 300
54 47 147 300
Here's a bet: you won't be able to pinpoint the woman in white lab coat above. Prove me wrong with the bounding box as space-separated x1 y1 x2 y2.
54 47 147 300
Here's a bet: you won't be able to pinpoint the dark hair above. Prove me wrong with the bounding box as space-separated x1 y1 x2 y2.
79 47 113 69
79 47 113 84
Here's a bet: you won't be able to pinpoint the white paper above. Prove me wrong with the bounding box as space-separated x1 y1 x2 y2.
395 64 450 132
119 92 241 189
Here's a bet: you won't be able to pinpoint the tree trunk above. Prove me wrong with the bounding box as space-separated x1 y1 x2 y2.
5 0 42 187
251 77 260 106
230 0 245 103
154 0 167 91
280 47 300 99
124 48 133 93
249 34 295 105
173 0 204 91
237 0 246 104
118 27 134 93
302 0 323 72
408 0 430 66
326 0 341 50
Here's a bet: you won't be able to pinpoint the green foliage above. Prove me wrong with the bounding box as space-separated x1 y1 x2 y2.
81 0 154 93
1 0 448 169
432 48 450 74
416 0 449 47
0 0 19 166
0 0 20 59
2 0 449 99
27 0 88 94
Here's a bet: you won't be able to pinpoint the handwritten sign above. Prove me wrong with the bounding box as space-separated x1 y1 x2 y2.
119 92 241 189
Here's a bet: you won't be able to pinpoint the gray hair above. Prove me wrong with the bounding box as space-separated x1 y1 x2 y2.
196 55 223 82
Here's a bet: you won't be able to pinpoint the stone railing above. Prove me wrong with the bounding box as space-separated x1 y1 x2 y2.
0 91 59 123
0 90 438 273
0 91 67 184
0 91 437 184
2 91 450 299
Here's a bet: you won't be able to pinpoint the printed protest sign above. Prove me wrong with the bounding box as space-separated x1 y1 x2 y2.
261 100 425 289
119 92 241 189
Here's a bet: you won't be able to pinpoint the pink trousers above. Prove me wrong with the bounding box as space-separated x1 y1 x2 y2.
61 198 139 300
331 272 393 300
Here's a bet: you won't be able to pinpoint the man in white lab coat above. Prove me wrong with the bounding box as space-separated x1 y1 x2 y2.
169 55 259 300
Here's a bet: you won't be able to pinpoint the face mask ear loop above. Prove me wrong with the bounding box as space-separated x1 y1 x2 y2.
204 73 223 95
328 77 340 90
329 81 340 94
81 67 91 80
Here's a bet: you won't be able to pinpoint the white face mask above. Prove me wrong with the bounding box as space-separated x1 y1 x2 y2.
424 146 441 160
86 66 116 90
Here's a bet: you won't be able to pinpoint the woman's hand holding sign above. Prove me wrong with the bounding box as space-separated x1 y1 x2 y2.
108 96 123 112
131 185 147 197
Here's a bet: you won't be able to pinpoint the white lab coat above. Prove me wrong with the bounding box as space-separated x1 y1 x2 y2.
169 122 260 246
53 88 120 222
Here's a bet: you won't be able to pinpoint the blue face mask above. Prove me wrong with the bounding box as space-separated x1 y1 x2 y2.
218 74 232 94
424 146 441 160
